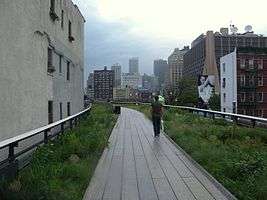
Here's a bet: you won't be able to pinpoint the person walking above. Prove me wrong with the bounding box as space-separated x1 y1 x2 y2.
151 95 163 137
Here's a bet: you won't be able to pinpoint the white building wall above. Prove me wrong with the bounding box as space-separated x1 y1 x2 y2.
220 50 237 113
0 0 84 141
122 73 142 89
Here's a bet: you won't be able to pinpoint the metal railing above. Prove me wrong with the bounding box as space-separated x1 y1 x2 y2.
0 105 92 179
112 101 267 128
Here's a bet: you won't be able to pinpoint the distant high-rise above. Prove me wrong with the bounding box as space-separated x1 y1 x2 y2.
129 57 139 75
111 63 122 87
153 59 168 87
168 47 189 91
122 73 142 89
94 67 114 100
86 73 94 100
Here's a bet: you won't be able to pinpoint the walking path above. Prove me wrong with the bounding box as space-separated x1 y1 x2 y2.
83 108 236 200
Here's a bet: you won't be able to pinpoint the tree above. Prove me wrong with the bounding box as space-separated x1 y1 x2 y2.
174 77 198 106
209 93 221 111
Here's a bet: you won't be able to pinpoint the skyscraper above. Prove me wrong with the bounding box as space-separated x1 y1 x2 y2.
129 57 139 75
111 63 122 88
168 47 189 91
86 73 94 100
153 59 168 87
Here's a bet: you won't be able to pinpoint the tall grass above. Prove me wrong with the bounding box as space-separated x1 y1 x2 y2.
128 105 267 200
0 104 118 200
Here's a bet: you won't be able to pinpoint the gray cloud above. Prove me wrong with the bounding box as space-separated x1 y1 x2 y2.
73 0 188 82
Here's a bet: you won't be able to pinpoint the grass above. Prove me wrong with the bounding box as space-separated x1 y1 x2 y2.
0 103 118 200
127 104 267 200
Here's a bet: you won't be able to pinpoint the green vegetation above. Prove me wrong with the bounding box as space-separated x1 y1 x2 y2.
166 77 198 106
0 104 117 200
128 104 267 200
209 93 221 111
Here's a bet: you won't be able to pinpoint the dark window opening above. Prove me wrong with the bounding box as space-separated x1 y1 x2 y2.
67 102 71 116
50 0 55 12
60 102 63 119
222 78 226 88
68 20 75 42
47 48 55 73
67 61 70 80
50 0 59 21
61 10 64 28
48 101 53 124
59 55 62 73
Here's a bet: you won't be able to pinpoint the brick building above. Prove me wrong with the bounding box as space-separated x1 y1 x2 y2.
220 47 267 117
94 67 114 100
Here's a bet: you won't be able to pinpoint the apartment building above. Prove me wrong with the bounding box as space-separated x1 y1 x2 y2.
94 67 114 100
220 47 267 117
168 47 189 91
0 0 85 141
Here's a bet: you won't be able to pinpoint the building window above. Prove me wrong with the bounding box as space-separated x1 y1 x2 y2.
222 78 226 88
257 60 263 69
68 20 75 42
240 92 246 102
67 102 71 116
249 93 254 102
61 10 64 28
49 0 59 21
47 47 55 73
48 101 53 124
222 63 226 73
50 0 55 13
258 76 263 86
258 110 263 117
257 92 264 102
240 59 245 69
249 75 255 86
67 61 70 81
223 93 226 102
249 59 254 69
59 102 63 120
240 75 246 86
59 55 62 73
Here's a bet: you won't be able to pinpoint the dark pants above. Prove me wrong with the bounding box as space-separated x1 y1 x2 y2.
152 116 161 136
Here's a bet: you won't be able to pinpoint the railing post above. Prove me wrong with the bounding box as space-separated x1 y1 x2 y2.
233 116 238 124
212 113 215 120
61 122 65 134
8 142 18 163
251 119 256 128
44 129 50 144
204 111 207 117
70 119 73 130
74 117 77 126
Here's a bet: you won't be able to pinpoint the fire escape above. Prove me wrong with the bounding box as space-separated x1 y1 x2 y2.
237 60 258 114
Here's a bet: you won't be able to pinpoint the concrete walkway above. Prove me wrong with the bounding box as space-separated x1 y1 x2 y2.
83 108 235 200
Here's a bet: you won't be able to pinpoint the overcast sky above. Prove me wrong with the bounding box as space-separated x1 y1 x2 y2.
72 0 267 79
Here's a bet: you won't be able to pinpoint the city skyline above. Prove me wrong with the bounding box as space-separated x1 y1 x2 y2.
73 0 267 79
